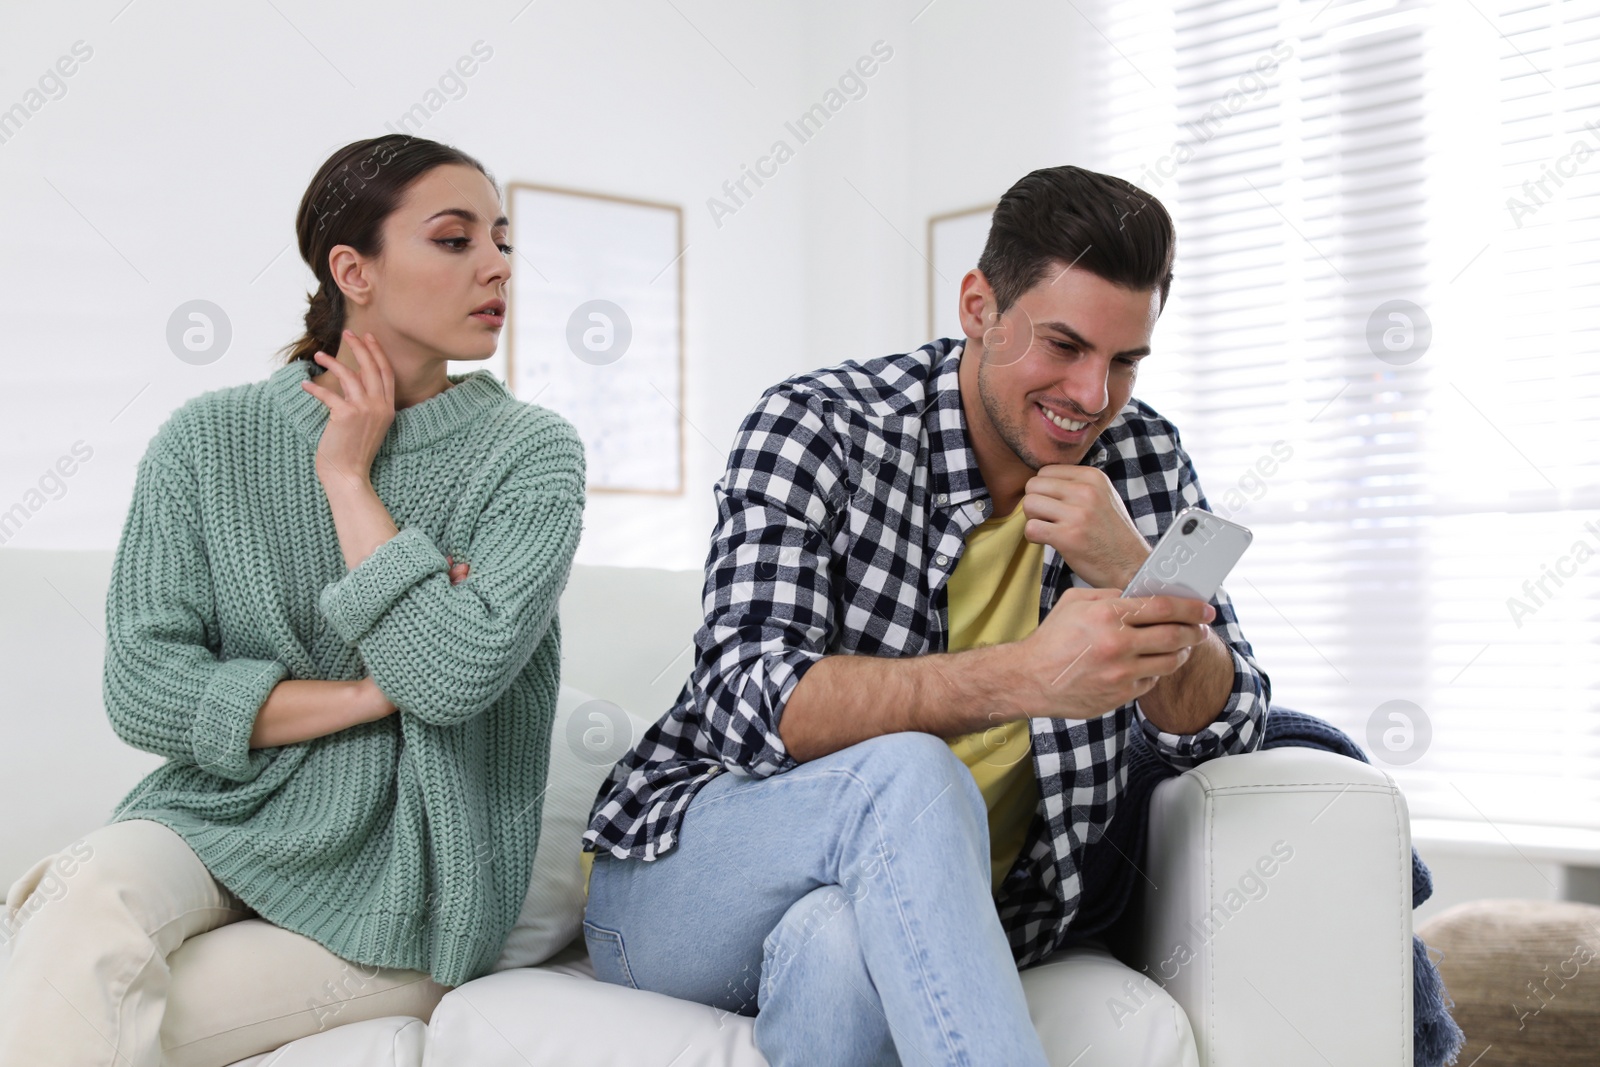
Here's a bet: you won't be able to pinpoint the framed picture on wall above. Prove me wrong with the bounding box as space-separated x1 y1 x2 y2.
505 182 686 495
927 202 995 341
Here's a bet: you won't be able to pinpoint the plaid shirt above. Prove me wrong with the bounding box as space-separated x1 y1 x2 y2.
582 337 1270 968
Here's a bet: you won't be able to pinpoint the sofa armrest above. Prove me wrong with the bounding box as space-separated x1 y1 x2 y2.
1137 748 1414 1067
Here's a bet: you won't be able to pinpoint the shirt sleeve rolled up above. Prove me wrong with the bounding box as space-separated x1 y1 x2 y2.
688 387 846 777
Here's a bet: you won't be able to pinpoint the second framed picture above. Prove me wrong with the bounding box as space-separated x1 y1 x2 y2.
927 202 995 341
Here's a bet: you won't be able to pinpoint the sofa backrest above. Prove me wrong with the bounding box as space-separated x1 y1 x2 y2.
0 548 705 887
557 563 705 723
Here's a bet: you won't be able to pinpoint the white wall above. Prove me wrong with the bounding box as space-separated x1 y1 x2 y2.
0 0 814 569
797 0 1104 362
0 0 1106 570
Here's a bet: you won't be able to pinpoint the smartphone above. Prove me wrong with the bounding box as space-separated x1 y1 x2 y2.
1121 506 1252 603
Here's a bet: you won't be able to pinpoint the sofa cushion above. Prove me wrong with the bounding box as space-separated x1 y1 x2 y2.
1021 943 1198 1065
223 1016 426 1067
427 938 1197 1067
424 966 766 1067
1417 898 1600 1064
492 684 648 971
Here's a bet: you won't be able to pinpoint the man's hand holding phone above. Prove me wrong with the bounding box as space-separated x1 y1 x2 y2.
1011 588 1214 720
994 480 1249 722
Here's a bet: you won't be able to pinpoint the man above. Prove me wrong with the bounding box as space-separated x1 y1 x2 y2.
580 164 1270 1065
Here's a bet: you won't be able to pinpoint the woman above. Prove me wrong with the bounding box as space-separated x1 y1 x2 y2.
0 134 585 1064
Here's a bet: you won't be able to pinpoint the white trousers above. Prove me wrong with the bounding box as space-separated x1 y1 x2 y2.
0 819 448 1067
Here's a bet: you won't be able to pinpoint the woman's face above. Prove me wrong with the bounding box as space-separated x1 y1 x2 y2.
345 163 511 363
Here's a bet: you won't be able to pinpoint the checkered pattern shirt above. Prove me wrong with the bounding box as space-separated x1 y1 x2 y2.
582 337 1270 968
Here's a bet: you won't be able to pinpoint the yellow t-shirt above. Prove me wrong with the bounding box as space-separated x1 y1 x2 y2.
580 499 1043 900
943 498 1044 895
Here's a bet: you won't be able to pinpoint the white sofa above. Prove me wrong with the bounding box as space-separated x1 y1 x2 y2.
0 548 1416 1065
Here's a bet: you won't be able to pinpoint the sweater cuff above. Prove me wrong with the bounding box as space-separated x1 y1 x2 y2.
193 657 290 781
319 527 450 645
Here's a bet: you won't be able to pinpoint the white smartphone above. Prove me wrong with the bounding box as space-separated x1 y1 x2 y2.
1121 506 1253 603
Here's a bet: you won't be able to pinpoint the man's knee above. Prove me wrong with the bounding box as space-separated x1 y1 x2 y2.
845 731 988 827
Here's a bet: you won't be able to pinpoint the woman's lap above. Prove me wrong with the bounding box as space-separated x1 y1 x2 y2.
0 819 445 1067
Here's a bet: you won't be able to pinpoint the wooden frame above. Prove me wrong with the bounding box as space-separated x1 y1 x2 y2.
926 202 997 341
504 181 687 496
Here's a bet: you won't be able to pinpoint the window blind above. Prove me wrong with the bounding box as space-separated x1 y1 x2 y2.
1085 0 1600 830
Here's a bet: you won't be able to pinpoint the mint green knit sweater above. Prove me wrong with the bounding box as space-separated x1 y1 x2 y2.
103 358 585 986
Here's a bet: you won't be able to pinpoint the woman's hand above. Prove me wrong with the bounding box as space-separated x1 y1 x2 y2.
302 329 396 493
350 675 399 726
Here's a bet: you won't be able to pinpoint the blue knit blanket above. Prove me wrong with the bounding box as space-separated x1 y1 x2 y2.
1060 706 1464 1065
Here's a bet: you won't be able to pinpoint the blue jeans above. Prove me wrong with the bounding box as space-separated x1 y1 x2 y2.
582 731 1051 1067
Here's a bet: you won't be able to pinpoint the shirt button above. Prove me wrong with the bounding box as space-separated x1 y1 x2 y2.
936 553 949 566
936 493 949 505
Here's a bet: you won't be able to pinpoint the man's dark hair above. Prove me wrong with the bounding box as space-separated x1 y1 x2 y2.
976 165 1175 316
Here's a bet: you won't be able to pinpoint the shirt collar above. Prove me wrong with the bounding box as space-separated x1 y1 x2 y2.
925 338 1111 511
